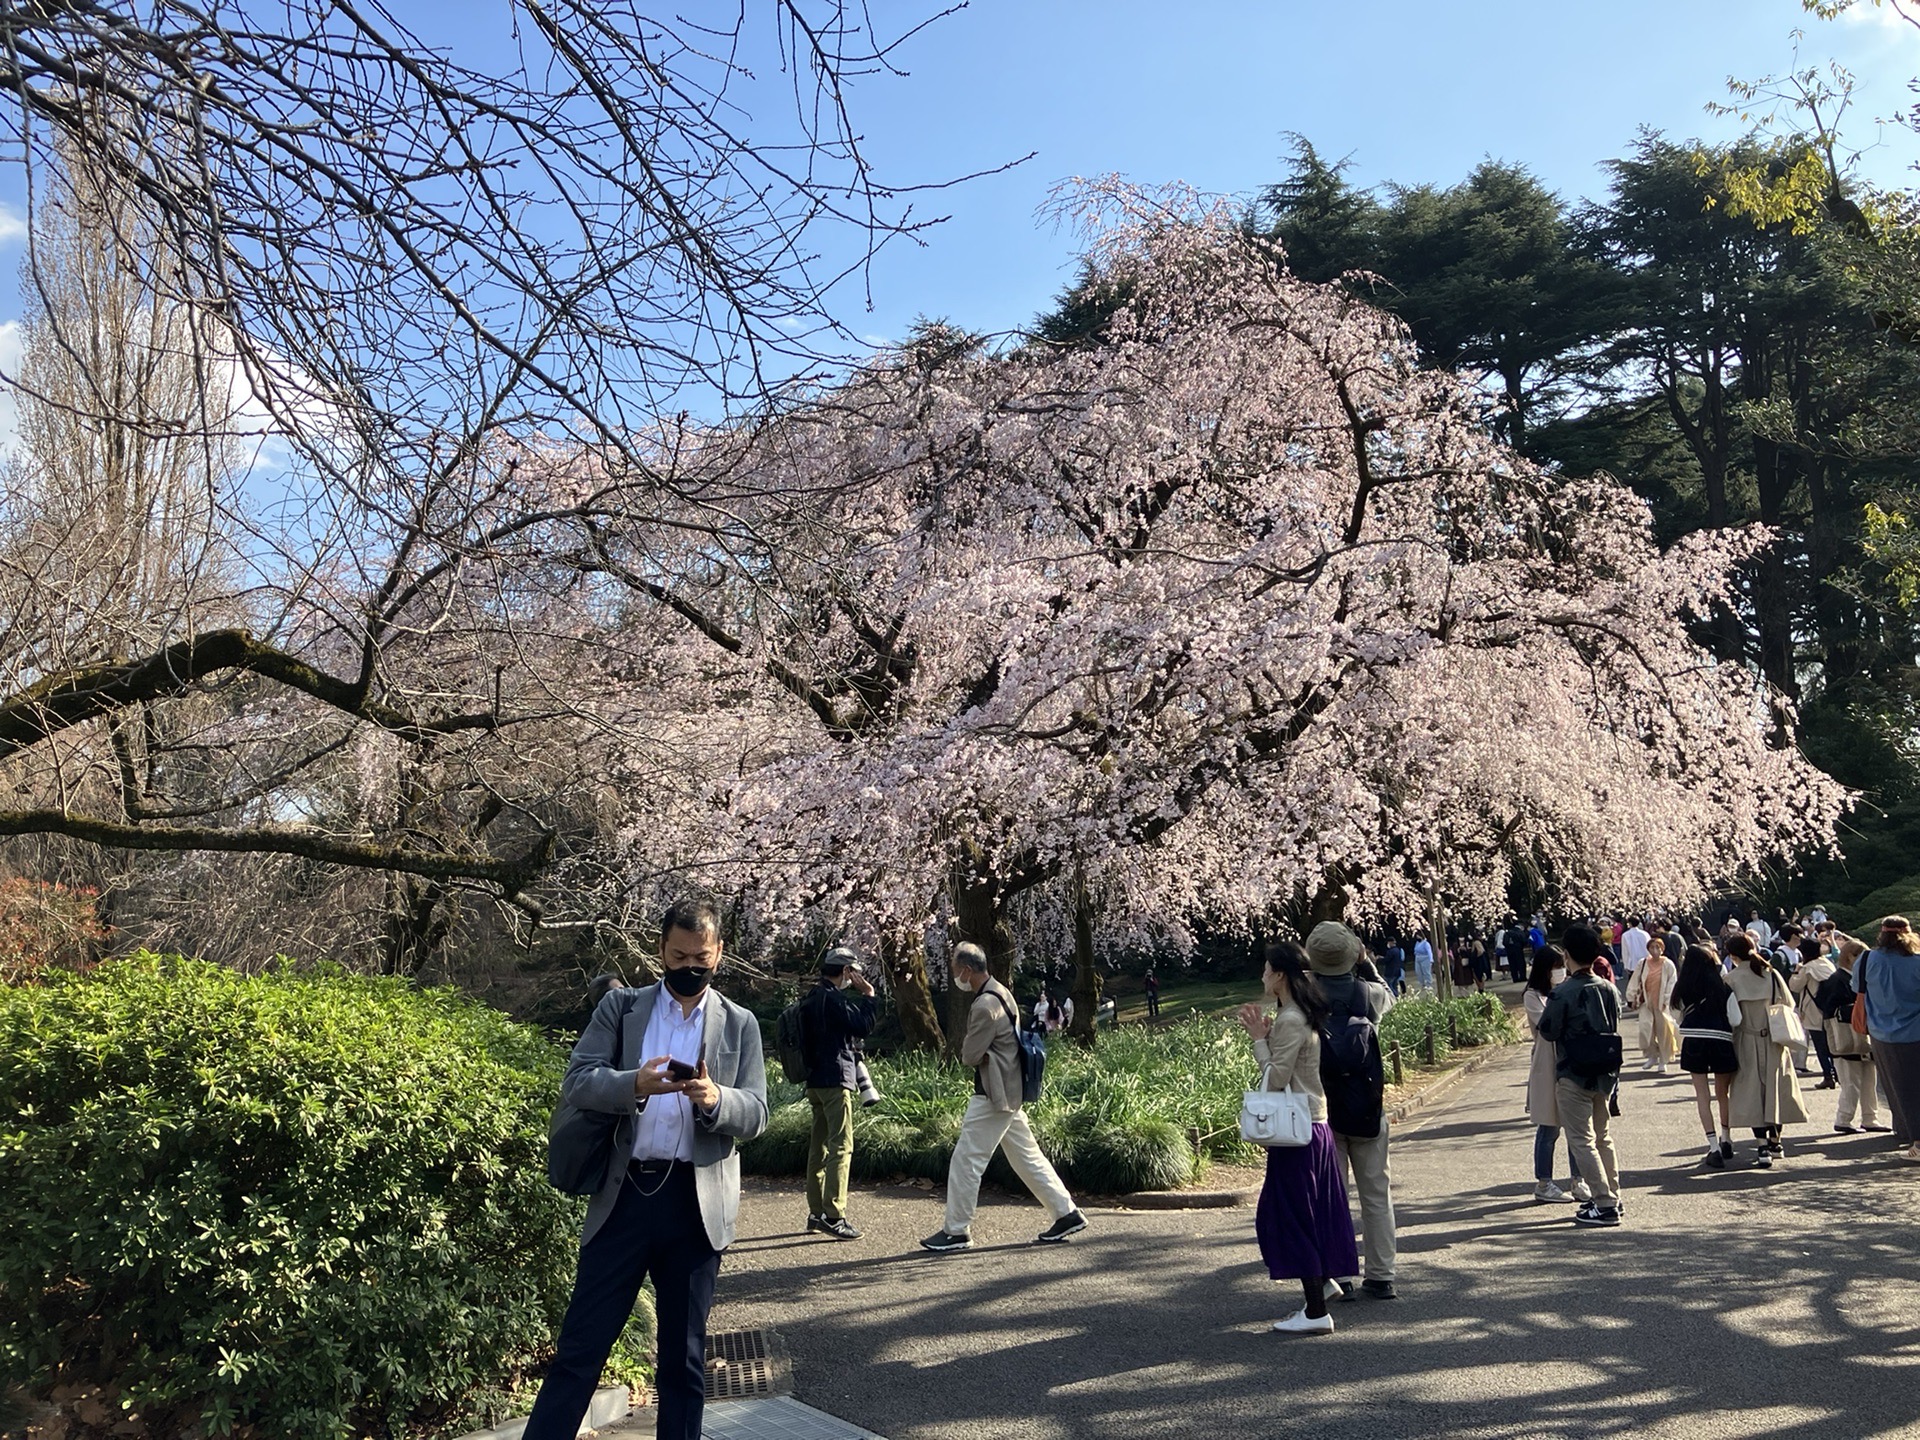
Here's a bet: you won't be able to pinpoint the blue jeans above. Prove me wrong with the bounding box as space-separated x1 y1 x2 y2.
1533 1124 1562 1183
1414 956 1434 990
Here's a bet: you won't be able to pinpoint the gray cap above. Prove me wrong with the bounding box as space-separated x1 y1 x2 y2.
822 946 862 974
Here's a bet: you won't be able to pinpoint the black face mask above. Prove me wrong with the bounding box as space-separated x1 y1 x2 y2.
663 965 714 999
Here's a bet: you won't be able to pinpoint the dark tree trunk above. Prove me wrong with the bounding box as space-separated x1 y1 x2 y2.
1068 880 1101 1045
882 930 947 1054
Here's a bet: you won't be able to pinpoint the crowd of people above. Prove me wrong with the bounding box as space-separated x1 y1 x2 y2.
526 900 1920 1437
1518 908 1920 1199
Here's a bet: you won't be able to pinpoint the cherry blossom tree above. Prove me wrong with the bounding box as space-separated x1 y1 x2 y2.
591 180 1848 1045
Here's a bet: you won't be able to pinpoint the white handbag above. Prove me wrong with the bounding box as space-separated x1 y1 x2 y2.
1766 973 1807 1047
1768 1002 1807 1048
1239 1067 1314 1148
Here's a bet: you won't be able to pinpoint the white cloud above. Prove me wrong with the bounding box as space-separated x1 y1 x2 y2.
0 204 24 245
0 318 22 457
1835 0 1920 33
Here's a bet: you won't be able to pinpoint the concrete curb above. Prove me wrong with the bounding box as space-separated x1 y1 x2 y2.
1385 1036 1519 1128
453 1384 629 1440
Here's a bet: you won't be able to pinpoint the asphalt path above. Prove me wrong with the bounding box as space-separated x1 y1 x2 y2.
706 1042 1920 1440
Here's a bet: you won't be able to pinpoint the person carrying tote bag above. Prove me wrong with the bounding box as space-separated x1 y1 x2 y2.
1724 933 1810 1167
1818 939 1888 1135
1236 941 1359 1336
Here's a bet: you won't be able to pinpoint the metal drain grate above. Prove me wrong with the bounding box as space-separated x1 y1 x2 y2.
705 1328 792 1401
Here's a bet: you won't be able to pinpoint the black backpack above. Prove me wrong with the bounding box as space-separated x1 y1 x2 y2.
992 994 1047 1103
1560 985 1623 1080
1319 989 1385 1139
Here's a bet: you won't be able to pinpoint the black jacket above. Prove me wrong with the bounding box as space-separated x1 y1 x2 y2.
1538 971 1623 1090
1814 968 1857 1023
802 980 876 1091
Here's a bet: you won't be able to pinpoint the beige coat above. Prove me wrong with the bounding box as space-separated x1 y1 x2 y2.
1252 1001 1328 1122
1627 955 1679 1063
1727 963 1810 1128
961 976 1025 1113
1790 955 1836 1030
1524 987 1559 1127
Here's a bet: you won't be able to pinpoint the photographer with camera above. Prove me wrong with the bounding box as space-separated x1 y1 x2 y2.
802 947 878 1240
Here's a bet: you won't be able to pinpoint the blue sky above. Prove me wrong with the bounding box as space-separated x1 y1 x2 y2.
0 1 1914 428
802 0 1920 342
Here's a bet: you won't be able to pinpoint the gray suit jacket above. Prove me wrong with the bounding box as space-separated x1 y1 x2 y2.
562 982 769 1250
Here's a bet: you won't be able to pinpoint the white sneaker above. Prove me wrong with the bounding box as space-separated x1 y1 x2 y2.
1533 1181 1571 1202
1571 1179 1593 1202
1272 1307 1335 1335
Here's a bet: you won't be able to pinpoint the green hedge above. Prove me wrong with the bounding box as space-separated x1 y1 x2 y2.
1379 992 1518 1064
0 955 611 1440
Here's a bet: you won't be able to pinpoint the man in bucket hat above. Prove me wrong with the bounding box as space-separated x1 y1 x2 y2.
1306 920 1399 1300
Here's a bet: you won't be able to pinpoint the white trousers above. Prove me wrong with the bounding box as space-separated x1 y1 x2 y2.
1837 1058 1882 1128
943 1095 1075 1234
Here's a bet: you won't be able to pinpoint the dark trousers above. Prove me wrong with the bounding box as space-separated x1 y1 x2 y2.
524 1160 719 1440
1145 992 1160 1018
1808 1025 1837 1084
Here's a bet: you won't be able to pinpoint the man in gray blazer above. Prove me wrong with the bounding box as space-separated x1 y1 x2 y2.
920 942 1086 1253
524 900 769 1440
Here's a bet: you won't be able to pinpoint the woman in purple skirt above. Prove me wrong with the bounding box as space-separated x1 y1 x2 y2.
1238 941 1360 1336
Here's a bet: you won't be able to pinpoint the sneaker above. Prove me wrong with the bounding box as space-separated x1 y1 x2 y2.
1271 1307 1335 1335
1571 1179 1593 1203
1533 1181 1572 1203
1704 1146 1725 1170
817 1217 862 1241
805 1213 826 1233
1834 1124 1860 1135
1768 1137 1785 1157
1755 1147 1773 1168
1036 1210 1088 1244
1361 1278 1399 1299
1573 1203 1622 1227
1719 1138 1735 1160
1863 1123 1893 1133
919 1230 972 1253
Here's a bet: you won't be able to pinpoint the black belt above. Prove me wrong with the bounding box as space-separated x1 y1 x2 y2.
630 1157 679 1179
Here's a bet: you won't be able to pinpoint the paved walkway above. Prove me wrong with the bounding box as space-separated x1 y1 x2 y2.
700 1044 1920 1440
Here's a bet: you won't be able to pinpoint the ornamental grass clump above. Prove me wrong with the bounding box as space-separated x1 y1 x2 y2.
0 954 586 1440
744 1013 1263 1192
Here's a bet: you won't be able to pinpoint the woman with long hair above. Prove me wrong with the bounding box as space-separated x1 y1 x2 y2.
1524 945 1589 1201
1857 917 1920 1161
1725 932 1809 1166
1820 938 1888 1135
1237 942 1359 1335
1626 937 1680 1073
1674 944 1739 1167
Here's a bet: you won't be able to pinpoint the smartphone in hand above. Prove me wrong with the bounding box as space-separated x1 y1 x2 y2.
665 1058 697 1083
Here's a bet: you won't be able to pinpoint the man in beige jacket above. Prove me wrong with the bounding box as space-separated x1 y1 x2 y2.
921 942 1088 1252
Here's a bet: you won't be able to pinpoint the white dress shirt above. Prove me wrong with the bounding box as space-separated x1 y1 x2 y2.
631 987 712 1162
1620 927 1650 972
